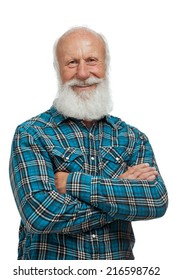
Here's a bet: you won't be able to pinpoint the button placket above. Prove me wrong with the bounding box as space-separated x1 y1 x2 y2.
88 129 98 174
91 233 99 260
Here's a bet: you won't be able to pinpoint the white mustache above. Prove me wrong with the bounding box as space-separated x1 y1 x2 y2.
65 77 103 87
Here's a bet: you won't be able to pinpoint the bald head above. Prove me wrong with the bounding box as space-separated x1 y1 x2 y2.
53 27 110 86
57 27 106 52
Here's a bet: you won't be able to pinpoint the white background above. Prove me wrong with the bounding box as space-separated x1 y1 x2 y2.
0 0 173 279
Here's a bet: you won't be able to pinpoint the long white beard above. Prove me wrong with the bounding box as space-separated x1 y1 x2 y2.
53 77 113 120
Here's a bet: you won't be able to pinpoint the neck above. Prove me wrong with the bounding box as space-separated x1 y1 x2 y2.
83 120 95 129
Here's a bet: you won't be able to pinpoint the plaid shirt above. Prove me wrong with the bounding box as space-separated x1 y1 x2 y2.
9 106 168 260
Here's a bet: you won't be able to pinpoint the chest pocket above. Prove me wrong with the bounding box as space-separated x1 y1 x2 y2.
50 146 84 173
99 146 131 178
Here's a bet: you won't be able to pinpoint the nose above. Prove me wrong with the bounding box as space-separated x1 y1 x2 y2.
76 61 90 80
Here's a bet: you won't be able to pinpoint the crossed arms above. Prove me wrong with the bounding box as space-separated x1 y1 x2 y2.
9 126 168 235
55 163 159 194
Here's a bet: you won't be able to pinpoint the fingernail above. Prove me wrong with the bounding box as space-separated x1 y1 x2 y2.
144 163 149 166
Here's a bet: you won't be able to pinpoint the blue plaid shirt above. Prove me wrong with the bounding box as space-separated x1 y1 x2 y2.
9 106 168 260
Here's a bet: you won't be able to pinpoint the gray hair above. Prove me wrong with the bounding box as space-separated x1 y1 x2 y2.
53 26 110 82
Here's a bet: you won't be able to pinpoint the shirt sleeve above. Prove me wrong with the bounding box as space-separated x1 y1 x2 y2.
66 132 168 221
9 126 115 235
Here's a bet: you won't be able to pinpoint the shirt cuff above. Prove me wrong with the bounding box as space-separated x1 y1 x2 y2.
66 172 92 204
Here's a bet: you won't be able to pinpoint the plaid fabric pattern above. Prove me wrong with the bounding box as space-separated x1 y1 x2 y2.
9 106 168 260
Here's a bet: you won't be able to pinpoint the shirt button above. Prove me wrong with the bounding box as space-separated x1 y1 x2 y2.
92 234 96 239
65 157 69 161
91 156 95 161
89 133 94 138
116 157 120 162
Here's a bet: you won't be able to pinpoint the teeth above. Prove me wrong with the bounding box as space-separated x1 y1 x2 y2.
75 85 90 87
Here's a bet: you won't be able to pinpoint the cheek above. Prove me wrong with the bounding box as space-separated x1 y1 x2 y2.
92 63 106 78
94 67 106 78
100 67 106 78
60 68 76 83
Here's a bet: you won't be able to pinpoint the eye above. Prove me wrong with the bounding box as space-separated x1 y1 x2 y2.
67 60 78 68
86 57 98 65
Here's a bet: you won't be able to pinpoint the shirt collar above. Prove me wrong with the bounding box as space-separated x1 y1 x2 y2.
50 105 69 125
105 114 122 129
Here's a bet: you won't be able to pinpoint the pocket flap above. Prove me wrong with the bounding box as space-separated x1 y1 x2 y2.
100 146 130 164
52 146 83 162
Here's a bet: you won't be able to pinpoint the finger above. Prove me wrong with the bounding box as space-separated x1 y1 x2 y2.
128 164 157 175
138 166 157 174
121 167 148 178
120 164 158 180
130 170 144 179
130 163 150 169
128 163 150 173
147 175 156 181
138 170 158 180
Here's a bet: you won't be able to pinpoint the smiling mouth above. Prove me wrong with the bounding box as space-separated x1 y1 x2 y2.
76 85 90 87
72 83 97 91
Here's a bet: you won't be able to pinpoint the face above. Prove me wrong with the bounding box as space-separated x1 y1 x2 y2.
56 31 106 93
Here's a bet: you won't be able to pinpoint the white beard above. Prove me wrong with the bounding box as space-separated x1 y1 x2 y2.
53 77 113 121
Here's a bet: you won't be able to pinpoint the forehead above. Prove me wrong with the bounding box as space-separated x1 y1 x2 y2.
57 31 105 59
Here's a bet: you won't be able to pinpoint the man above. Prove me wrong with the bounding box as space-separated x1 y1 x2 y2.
9 27 168 260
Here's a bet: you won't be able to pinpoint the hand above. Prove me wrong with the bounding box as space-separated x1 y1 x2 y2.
119 163 158 180
54 171 69 194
